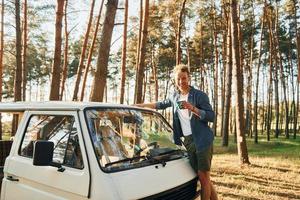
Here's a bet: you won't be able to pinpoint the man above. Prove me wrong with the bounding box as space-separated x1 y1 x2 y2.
135 64 218 200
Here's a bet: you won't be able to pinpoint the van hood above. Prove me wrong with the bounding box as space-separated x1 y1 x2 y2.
110 158 197 200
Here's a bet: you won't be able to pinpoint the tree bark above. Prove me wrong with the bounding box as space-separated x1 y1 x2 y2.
220 0 227 137
119 0 128 104
151 44 158 102
290 0 300 83
245 3 255 138
72 0 96 101
253 9 265 144
49 0 65 100
199 20 204 91
176 0 186 65
295 82 299 139
134 0 149 104
22 0 27 101
222 7 232 147
212 1 218 136
292 0 299 138
60 0 68 100
266 7 274 141
14 0 22 102
230 0 250 164
288 37 298 139
90 0 118 102
0 0 3 140
275 3 289 138
134 0 143 103
12 0 22 137
80 0 105 101
142 68 148 102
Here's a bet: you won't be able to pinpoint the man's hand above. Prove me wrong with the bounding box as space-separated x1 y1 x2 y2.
181 101 200 117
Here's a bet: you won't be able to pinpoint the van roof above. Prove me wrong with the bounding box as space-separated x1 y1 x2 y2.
0 101 139 112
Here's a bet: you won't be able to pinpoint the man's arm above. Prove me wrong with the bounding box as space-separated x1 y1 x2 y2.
134 103 157 109
135 98 172 110
196 93 215 122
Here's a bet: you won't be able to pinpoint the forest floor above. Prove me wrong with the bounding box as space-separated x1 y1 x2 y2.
210 135 300 200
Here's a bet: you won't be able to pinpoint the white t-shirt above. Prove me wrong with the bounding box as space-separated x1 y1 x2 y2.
177 93 192 136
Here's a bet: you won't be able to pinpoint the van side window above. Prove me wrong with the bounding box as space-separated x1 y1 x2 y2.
19 115 84 169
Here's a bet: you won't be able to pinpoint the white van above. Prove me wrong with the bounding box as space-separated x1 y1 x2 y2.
0 102 199 200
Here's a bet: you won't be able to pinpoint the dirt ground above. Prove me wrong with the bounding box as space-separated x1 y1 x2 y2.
209 155 300 200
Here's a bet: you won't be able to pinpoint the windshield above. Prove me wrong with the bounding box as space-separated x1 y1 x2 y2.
85 108 186 172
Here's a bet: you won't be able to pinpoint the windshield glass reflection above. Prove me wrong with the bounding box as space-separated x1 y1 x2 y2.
85 108 186 172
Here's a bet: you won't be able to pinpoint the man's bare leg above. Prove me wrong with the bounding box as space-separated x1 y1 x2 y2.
198 171 218 200
210 182 218 200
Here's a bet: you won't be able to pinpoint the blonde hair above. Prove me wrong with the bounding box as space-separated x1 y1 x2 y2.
173 64 190 76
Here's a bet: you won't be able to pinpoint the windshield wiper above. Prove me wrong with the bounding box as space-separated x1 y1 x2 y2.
147 149 184 167
149 148 182 157
104 149 183 168
105 155 147 167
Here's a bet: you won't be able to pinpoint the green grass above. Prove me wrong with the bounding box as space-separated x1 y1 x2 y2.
213 135 300 163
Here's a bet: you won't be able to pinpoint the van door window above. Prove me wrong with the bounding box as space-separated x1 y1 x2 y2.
19 115 84 169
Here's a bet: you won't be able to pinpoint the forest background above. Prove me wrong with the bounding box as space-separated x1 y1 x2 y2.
0 0 300 199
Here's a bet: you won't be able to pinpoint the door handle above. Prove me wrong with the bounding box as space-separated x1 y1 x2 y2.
7 176 19 182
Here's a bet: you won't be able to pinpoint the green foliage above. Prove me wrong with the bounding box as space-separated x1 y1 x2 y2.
214 135 300 161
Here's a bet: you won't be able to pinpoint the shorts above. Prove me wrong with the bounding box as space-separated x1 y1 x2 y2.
183 135 213 172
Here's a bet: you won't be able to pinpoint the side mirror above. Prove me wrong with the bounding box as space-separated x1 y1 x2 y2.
33 140 54 166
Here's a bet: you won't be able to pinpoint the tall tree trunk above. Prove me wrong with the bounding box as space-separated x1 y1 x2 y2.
90 0 118 102
12 0 22 136
14 0 22 102
119 0 128 104
220 0 227 137
199 20 204 91
212 1 218 136
245 2 255 138
80 0 105 101
22 0 27 101
246 27 254 138
273 6 280 138
134 0 143 103
266 8 274 141
260 96 265 134
275 3 289 138
288 45 295 136
295 83 299 139
60 0 68 100
0 0 3 140
134 0 149 104
150 43 158 102
186 37 191 69
222 11 232 147
142 69 148 102
291 0 300 82
72 0 95 101
176 0 186 65
292 0 299 138
254 9 265 144
230 0 250 164
49 0 65 100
